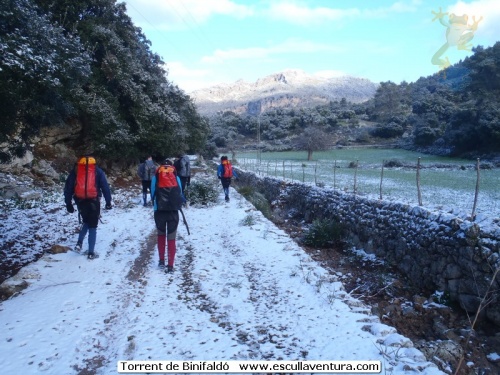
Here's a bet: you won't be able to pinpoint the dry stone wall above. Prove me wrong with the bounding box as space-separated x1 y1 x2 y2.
236 169 500 327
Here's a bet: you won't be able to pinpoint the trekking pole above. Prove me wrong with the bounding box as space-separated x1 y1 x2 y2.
185 184 189 204
179 208 190 235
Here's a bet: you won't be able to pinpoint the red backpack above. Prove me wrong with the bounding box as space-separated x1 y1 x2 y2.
222 160 233 178
74 157 98 199
156 165 178 188
154 165 182 210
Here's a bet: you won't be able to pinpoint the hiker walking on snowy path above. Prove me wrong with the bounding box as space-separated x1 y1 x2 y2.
151 159 185 273
137 155 156 206
217 155 238 202
174 153 191 201
64 156 112 260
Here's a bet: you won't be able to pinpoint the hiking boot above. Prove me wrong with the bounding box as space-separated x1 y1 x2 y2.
166 265 174 273
225 195 230 202
87 252 99 260
158 260 165 268
74 242 82 253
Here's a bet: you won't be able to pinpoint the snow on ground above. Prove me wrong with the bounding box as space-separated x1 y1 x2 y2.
0 175 445 375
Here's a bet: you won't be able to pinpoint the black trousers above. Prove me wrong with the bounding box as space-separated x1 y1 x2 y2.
141 180 151 194
154 210 179 240
76 199 100 228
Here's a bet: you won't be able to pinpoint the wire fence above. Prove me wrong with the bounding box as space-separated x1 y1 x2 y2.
236 157 500 223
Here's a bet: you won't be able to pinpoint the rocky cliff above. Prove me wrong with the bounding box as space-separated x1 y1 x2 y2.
191 69 379 116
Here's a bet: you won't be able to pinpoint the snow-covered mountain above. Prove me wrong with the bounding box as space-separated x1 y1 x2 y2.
190 69 379 116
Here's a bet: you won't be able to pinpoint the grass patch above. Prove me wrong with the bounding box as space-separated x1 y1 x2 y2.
240 213 256 226
236 186 273 219
303 218 345 248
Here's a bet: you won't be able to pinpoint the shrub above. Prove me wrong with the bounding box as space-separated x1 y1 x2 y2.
303 218 345 248
237 186 272 219
240 213 256 226
383 159 404 168
372 122 405 138
187 179 219 206
414 126 439 145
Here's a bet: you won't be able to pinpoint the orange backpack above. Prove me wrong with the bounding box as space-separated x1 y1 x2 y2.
74 157 98 199
154 165 182 210
222 160 233 178
156 165 178 188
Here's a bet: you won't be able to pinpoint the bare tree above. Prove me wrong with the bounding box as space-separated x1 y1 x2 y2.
295 126 332 161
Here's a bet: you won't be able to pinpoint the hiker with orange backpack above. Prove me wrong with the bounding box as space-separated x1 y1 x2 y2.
151 159 186 273
217 155 238 202
64 156 112 260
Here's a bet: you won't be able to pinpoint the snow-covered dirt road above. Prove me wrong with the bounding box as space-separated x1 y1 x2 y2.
0 183 443 374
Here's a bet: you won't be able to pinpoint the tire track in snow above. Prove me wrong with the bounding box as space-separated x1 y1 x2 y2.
69 206 157 374
173 200 314 361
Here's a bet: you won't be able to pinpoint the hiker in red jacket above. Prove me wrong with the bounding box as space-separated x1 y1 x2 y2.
217 155 238 202
64 156 112 260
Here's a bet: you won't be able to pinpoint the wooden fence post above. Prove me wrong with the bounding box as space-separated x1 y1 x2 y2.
417 157 422 206
380 160 384 200
471 158 480 221
353 159 359 194
333 160 337 190
282 161 285 180
314 161 318 185
302 163 305 182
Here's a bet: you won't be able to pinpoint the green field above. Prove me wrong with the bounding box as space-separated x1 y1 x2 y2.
234 148 499 220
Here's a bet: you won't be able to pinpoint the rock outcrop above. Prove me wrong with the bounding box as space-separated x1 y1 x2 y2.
191 69 379 116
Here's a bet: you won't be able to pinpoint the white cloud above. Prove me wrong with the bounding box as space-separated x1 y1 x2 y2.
447 0 500 42
165 61 207 78
265 2 360 25
124 0 253 30
264 0 422 25
163 61 216 91
201 38 344 64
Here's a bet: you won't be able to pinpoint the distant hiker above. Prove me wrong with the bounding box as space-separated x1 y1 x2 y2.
64 156 112 260
151 159 186 273
173 153 191 198
137 155 156 206
217 155 238 202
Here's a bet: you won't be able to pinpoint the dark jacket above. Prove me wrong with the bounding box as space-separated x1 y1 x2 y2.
64 166 112 206
137 159 156 181
174 155 191 178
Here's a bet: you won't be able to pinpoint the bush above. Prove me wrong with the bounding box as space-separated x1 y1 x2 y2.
237 186 272 219
383 159 404 168
187 179 219 206
303 219 344 248
372 122 405 138
414 126 439 145
240 213 256 226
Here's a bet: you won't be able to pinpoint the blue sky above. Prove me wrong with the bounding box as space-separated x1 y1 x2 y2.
123 0 500 92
